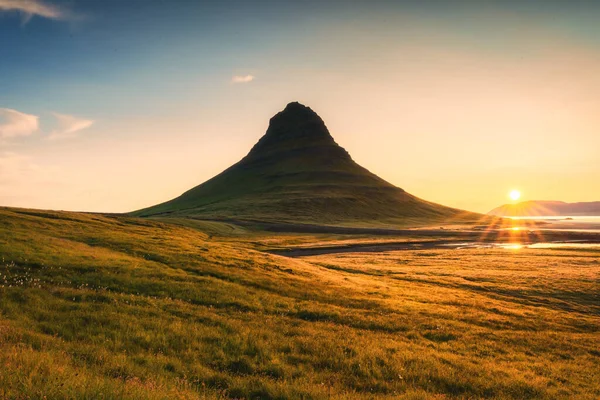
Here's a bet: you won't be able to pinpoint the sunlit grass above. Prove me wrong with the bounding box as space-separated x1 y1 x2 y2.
0 207 599 399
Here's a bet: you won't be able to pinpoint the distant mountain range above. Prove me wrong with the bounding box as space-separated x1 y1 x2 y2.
488 201 600 217
133 102 482 227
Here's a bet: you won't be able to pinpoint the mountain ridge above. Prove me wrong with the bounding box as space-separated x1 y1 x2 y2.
488 200 600 217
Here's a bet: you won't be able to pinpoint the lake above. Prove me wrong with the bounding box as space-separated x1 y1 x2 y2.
508 215 600 233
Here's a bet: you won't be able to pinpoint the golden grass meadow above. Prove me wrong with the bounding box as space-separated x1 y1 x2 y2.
1 207 598 399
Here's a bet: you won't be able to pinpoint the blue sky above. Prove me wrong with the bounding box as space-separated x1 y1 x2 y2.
1 0 600 212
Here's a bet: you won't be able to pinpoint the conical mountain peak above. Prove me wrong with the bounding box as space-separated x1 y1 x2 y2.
245 101 342 161
270 102 325 133
280 101 318 116
134 102 476 226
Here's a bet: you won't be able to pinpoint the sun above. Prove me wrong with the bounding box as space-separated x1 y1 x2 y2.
509 190 521 201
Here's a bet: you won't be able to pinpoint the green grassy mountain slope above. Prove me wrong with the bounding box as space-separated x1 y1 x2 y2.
133 102 481 226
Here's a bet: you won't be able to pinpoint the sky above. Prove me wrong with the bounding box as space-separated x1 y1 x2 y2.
1 0 599 214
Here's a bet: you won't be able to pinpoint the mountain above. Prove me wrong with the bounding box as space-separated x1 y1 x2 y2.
133 102 481 226
488 200 600 217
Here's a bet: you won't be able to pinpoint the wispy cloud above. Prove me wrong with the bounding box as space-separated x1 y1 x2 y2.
0 108 39 139
0 0 68 22
231 74 255 84
48 112 94 140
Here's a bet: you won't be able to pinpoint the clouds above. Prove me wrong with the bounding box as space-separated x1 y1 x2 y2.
48 113 95 140
231 75 255 84
0 108 39 139
0 0 67 22
0 108 93 141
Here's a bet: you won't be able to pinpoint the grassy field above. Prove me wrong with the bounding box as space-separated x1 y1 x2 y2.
1 206 599 399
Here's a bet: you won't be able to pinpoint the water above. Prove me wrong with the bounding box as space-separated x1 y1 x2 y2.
509 216 600 223
443 241 600 250
506 216 600 233
528 242 600 249
447 217 600 250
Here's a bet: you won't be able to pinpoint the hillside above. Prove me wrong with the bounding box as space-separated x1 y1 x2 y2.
1 206 599 399
133 102 481 227
488 200 600 217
